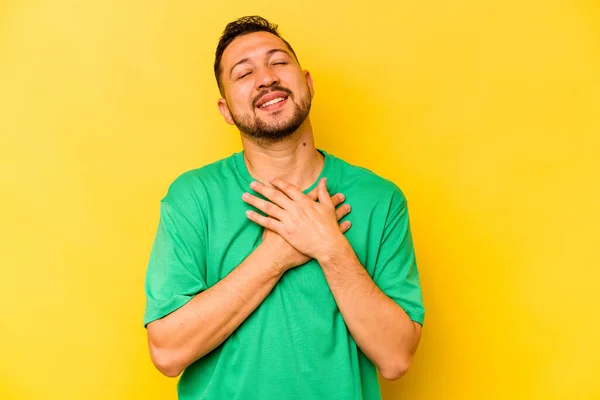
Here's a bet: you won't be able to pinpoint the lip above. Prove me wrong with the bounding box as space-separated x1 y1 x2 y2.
257 97 288 112
255 90 290 109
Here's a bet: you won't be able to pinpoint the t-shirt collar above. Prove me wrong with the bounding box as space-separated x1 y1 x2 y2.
233 148 333 194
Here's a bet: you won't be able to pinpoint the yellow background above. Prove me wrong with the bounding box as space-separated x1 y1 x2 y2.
1 1 599 399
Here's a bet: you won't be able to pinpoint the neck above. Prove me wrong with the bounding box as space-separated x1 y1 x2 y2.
240 118 324 191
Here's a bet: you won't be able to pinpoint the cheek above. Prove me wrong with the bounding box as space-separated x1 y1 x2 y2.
228 87 254 113
287 75 310 96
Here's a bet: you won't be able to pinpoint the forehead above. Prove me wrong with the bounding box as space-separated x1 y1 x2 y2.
221 31 290 68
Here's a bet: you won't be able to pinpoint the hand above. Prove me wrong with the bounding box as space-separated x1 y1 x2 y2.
243 177 348 261
257 187 352 272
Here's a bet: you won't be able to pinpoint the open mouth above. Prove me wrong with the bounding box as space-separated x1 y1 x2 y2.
257 96 288 111
255 90 291 112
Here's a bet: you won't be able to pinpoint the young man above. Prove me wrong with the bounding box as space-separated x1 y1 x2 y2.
144 15 425 400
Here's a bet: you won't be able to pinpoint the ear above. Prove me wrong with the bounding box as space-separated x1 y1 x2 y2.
217 98 234 125
304 70 314 98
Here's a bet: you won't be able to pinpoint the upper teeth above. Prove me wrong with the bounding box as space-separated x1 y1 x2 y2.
260 97 285 108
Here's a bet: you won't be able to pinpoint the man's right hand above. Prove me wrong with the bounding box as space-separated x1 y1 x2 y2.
259 190 351 274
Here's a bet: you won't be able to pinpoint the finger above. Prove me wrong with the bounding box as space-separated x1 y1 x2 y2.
303 186 344 205
250 180 294 210
331 193 345 207
317 178 333 207
335 203 351 221
242 192 286 221
339 220 352 233
270 177 308 203
246 210 283 233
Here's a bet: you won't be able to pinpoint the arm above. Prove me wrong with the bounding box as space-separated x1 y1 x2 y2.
146 190 350 377
317 242 422 380
243 177 424 381
147 242 283 378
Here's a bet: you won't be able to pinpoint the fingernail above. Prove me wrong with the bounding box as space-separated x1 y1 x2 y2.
242 192 249 200
250 181 257 189
339 193 345 201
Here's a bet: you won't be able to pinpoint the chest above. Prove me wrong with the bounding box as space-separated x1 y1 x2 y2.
202 189 384 287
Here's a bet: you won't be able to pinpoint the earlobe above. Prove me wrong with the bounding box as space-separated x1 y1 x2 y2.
217 98 234 125
305 70 314 98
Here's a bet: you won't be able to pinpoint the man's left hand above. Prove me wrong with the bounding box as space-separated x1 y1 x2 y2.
243 177 349 261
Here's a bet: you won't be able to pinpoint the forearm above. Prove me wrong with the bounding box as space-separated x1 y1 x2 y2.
318 239 421 380
147 243 282 377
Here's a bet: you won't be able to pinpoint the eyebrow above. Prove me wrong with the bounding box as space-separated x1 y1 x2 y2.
229 48 291 78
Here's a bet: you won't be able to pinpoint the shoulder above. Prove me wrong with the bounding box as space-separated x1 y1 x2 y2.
329 153 407 207
161 154 235 207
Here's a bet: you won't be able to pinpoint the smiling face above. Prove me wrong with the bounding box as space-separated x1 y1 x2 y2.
217 31 314 142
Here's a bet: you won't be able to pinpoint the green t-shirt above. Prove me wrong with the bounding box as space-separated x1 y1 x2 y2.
144 149 425 400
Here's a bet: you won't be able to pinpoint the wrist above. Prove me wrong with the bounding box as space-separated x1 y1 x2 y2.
315 233 352 265
255 242 288 278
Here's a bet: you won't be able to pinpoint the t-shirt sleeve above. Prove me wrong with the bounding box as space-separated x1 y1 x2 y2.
143 195 208 328
372 186 425 325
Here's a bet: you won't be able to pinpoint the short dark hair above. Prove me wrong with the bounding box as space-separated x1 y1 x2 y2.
214 16 299 94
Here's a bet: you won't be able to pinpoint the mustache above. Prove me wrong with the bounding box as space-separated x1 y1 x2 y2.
252 86 293 107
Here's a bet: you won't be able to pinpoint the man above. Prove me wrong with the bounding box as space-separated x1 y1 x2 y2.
144 15 425 400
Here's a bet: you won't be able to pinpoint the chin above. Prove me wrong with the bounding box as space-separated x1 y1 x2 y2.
234 101 310 142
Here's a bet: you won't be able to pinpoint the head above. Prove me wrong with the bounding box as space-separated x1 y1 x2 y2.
214 16 314 143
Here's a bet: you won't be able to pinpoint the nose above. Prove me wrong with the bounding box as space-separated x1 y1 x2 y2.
255 66 279 89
